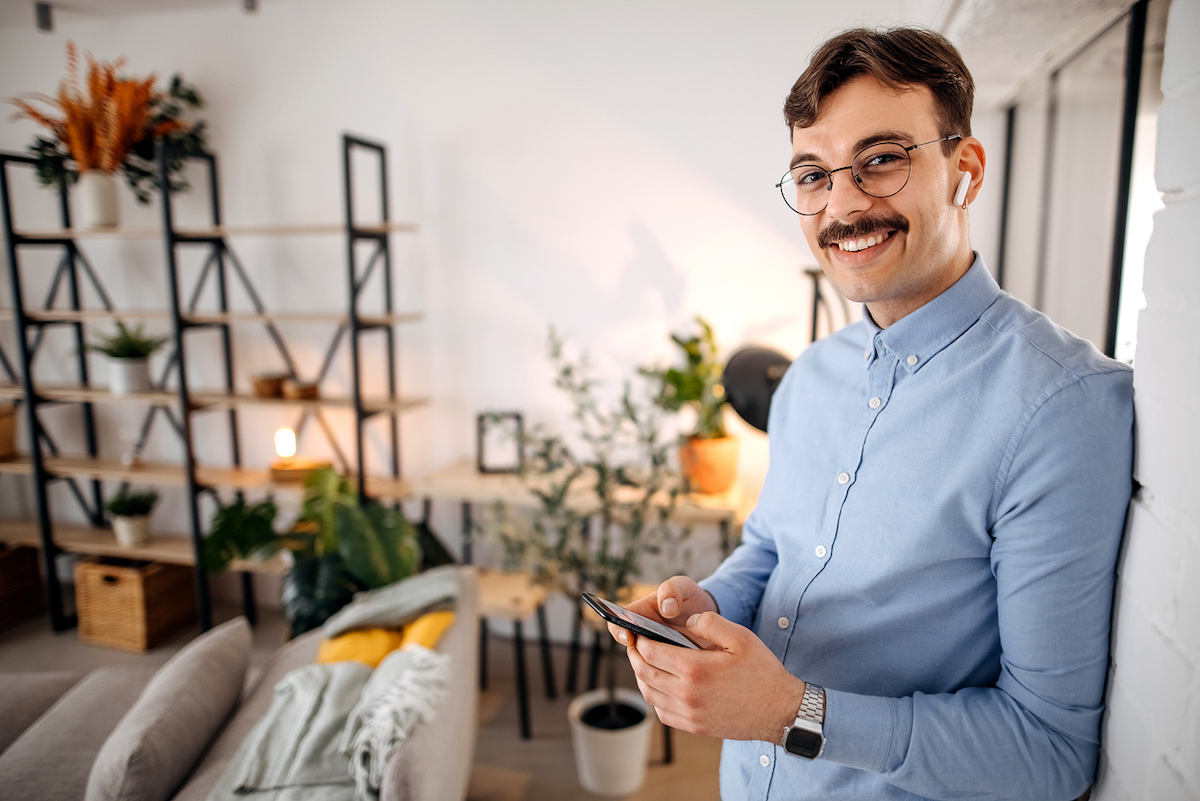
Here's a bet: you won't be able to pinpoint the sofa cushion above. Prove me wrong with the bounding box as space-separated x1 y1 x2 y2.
0 670 85 756
0 664 158 801
85 616 251 801
171 627 324 801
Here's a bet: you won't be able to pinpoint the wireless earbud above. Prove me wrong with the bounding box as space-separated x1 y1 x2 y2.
954 171 972 208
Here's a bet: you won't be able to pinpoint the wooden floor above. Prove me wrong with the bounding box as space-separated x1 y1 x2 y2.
0 603 722 801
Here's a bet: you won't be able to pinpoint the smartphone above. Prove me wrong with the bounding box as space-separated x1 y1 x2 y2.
582 591 701 649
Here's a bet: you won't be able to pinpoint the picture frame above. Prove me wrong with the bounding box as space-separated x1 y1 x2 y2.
476 411 525 474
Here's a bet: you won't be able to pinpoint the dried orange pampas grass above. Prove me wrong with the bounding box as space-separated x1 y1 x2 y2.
10 42 182 173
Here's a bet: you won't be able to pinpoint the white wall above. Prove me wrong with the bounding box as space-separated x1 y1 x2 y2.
1093 0 1200 797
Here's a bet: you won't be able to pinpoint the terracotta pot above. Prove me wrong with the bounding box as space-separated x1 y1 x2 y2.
77 170 119 229
679 435 739 495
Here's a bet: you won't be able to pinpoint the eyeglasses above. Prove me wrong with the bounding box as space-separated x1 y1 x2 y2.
776 134 961 216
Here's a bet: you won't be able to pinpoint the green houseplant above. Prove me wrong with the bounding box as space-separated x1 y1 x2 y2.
104 488 158 547
491 330 689 795
202 468 422 636
641 316 738 495
87 321 169 396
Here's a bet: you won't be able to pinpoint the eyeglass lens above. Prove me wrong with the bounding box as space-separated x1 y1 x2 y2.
781 143 913 215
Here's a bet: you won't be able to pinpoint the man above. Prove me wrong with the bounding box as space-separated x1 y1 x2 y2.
611 27 1134 800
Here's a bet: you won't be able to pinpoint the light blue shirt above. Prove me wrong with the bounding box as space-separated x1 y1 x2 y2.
701 257 1134 801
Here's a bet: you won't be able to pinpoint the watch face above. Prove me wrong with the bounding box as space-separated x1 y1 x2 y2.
785 725 823 759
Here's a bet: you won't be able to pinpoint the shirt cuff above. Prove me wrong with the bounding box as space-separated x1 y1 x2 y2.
697 575 757 629
819 688 911 774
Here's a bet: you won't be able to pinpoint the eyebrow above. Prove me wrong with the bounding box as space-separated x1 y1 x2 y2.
790 130 917 169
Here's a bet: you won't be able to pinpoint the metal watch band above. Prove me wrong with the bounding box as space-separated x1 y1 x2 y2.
797 683 825 725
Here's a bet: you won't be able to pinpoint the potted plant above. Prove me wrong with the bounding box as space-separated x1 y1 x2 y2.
202 468 422 636
104 488 158 547
87 321 169 396
641 316 738 495
491 330 690 796
8 42 205 228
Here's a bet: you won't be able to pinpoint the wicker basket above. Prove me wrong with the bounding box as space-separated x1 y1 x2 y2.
0 545 45 630
74 556 196 651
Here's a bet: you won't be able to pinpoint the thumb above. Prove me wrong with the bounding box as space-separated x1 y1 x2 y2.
686 611 746 651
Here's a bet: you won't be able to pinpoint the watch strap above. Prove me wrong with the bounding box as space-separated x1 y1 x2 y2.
797 682 825 725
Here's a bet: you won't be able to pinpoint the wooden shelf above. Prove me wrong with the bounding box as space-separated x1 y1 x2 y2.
0 308 424 327
0 518 288 573
408 459 759 529
10 221 419 241
0 383 427 414
0 454 412 499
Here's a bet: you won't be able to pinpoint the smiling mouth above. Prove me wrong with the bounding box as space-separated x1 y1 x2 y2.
834 230 895 253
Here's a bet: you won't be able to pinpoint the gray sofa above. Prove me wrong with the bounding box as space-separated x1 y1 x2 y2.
0 566 478 801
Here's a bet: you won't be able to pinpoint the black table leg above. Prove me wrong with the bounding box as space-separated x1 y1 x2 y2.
514 619 531 739
536 603 557 699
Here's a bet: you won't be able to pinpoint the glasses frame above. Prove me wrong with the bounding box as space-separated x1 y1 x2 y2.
777 134 962 216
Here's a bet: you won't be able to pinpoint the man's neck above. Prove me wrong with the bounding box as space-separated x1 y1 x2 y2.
865 252 974 329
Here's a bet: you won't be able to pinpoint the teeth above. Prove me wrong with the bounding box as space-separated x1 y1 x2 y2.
840 232 888 252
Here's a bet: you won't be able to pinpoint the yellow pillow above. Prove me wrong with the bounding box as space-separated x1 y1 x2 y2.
399 611 456 650
316 628 405 668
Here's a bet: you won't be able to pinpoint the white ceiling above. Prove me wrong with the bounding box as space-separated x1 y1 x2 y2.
0 0 1141 109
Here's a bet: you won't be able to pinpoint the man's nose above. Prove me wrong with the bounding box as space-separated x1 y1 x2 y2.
823 168 871 221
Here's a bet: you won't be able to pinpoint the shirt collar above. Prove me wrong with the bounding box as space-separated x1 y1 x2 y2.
862 254 1001 373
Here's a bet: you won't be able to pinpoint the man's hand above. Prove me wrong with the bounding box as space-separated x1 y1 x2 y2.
605 576 718 647
626 610 806 743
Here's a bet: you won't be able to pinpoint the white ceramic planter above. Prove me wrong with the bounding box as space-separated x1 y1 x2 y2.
567 688 655 797
109 357 152 396
112 515 151 547
77 170 119 230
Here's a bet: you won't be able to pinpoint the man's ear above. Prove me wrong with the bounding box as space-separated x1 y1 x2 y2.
955 137 986 206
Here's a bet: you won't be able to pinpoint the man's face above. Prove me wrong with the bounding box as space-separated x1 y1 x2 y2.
790 75 973 328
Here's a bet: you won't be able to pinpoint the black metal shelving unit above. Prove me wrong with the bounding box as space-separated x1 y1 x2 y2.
0 135 420 633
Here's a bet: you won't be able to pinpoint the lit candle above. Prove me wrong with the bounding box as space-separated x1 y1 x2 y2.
275 427 296 462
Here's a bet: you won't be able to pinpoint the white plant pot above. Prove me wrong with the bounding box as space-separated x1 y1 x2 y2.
109 357 152 396
112 515 151 547
567 688 655 797
77 170 119 230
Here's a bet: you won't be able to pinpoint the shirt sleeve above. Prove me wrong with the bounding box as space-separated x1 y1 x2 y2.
817 369 1134 800
699 505 779 628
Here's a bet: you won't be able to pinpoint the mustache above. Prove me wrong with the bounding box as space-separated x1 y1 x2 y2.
817 213 909 249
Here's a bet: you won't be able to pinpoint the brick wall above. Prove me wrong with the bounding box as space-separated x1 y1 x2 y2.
1093 0 1200 797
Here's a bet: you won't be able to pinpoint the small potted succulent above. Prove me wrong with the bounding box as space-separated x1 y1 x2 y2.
87 321 169 396
641 316 738 495
104 488 158 547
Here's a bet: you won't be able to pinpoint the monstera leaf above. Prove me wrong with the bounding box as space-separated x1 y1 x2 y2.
280 552 364 636
335 502 420 590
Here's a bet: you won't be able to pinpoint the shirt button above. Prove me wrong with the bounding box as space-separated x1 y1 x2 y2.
837 472 850 485
760 754 770 767
907 355 919 366
863 349 871 360
815 545 827 558
869 397 881 409
778 616 790 629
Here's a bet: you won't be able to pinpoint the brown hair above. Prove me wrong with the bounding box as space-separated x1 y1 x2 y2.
784 27 974 155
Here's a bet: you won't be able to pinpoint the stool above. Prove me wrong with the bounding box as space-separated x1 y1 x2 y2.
477 569 557 739
573 583 674 764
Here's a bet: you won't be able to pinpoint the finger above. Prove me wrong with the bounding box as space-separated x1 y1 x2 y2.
606 622 635 646
685 611 749 651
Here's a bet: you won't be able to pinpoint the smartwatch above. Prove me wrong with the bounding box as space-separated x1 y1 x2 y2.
781 683 825 760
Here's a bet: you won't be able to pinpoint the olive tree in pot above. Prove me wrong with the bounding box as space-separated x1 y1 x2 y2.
491 330 690 796
87 321 169 396
640 316 737 495
104 488 158 547
202 468 421 636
